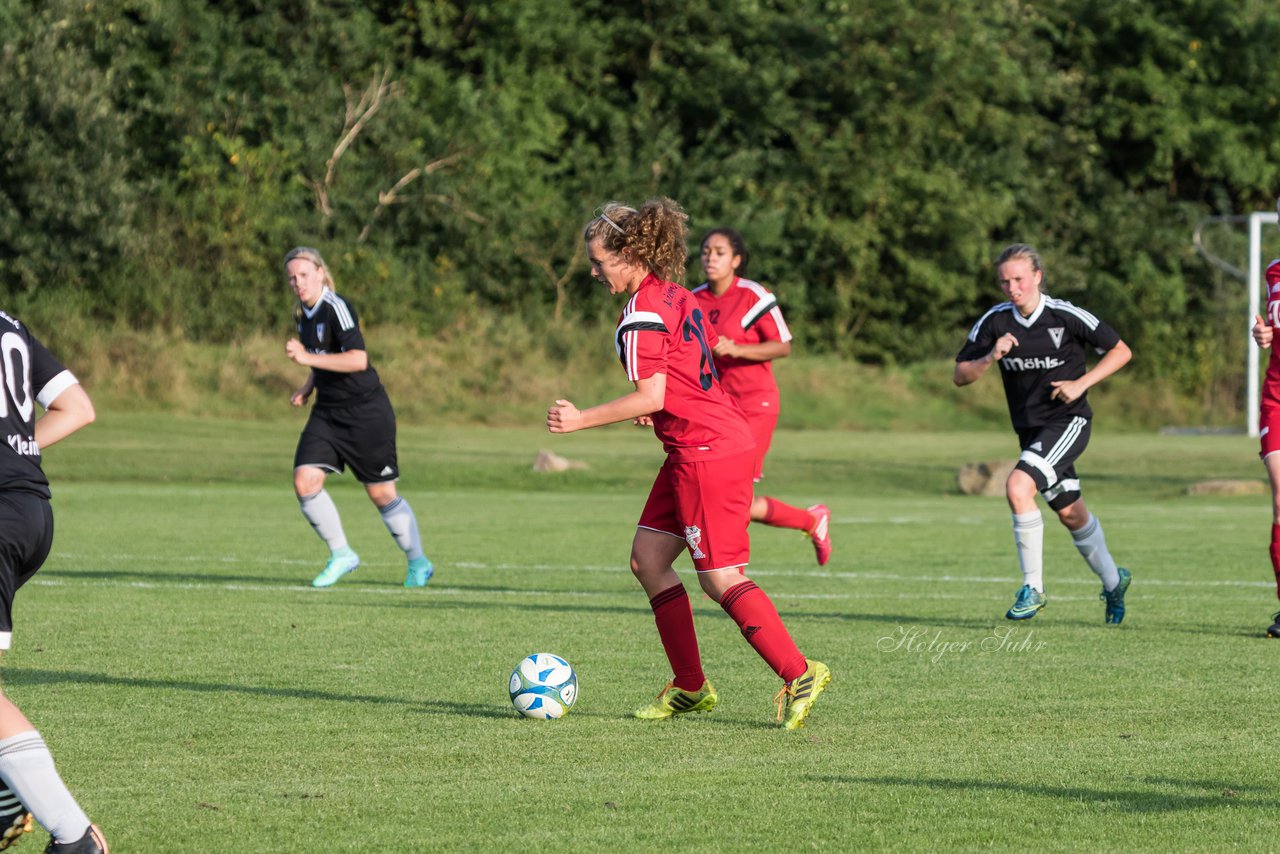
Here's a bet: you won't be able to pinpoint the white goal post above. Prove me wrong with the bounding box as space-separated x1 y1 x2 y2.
1248 211 1279 437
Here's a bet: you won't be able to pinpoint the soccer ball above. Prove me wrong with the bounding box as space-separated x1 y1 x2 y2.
509 653 578 719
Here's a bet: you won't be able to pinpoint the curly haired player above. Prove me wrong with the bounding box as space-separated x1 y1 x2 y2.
548 199 830 729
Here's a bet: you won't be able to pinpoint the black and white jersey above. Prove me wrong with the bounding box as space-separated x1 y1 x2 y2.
956 294 1122 430
296 290 384 408
0 311 78 498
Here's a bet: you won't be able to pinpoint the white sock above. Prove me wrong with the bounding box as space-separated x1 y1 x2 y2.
379 497 425 561
1071 513 1120 591
299 490 348 552
0 732 89 844
1012 511 1045 592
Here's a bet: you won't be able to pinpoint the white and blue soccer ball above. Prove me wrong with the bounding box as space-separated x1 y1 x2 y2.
509 653 578 719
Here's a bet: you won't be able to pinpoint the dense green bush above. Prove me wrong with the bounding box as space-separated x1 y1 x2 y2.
2 0 1278 406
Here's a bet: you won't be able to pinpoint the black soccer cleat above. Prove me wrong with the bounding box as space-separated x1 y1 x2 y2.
43 825 107 854
0 786 32 850
1267 612 1280 639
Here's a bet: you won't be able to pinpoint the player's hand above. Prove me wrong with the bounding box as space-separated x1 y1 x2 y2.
990 333 1018 361
290 388 310 407
712 337 738 358
285 338 310 366
1049 378 1086 404
1253 314 1273 350
547 399 584 434
632 415 653 428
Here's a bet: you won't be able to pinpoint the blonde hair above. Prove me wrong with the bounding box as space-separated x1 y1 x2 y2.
995 243 1043 276
583 198 689 282
283 246 335 290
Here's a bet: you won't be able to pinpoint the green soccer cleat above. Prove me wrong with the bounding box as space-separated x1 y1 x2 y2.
311 547 360 588
1006 585 1045 620
404 556 434 588
1101 567 1131 625
633 680 718 720
777 660 831 731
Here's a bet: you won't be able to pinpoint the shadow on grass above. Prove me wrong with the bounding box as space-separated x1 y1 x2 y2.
2 667 620 721
5 667 794 730
808 774 1280 812
42 568 303 587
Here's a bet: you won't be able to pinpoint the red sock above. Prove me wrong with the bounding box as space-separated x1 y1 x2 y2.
719 580 807 682
649 584 705 691
761 497 815 533
1270 525 1280 599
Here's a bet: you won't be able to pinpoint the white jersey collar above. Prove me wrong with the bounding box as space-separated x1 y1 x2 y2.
302 287 331 319
1013 293 1045 328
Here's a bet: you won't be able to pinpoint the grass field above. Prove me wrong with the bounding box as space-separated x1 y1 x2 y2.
12 413 1278 851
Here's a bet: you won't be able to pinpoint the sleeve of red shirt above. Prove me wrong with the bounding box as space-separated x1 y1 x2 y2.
617 294 672 382
1267 259 1280 328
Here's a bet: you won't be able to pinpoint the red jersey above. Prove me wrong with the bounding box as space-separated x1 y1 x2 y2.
1263 259 1280 413
616 274 755 461
691 277 792 414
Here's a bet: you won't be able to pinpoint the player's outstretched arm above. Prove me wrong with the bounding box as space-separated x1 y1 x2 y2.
1049 339 1133 404
1254 314 1274 350
34 383 95 449
548 374 666 434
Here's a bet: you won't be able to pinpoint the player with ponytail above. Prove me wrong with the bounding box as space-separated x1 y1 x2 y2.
547 199 830 730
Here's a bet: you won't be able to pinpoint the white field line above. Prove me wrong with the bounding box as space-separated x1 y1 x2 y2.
42 553 1272 593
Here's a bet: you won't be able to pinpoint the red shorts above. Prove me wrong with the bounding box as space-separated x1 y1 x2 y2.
637 450 754 571
1262 405 1280 459
743 408 778 483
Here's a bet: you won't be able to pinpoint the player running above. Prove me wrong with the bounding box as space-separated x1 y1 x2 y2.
692 228 832 566
1248 196 1280 638
547 199 830 730
0 309 107 852
954 243 1133 623
283 247 434 589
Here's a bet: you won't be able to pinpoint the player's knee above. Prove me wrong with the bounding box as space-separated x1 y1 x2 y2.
1057 499 1089 529
1005 468 1037 500
366 482 398 507
293 469 324 496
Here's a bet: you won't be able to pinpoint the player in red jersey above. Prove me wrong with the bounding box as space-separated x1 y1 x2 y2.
547 198 830 729
1248 197 1280 637
692 228 832 566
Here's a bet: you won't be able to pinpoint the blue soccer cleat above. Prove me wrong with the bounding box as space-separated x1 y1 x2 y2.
404 556 434 588
1006 585 1045 620
1101 567 1131 625
311 546 360 588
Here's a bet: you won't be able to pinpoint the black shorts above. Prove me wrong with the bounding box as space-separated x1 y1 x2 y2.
294 390 399 484
1015 416 1091 511
0 492 54 650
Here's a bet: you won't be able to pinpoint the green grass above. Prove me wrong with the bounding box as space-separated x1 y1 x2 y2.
11 413 1277 851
